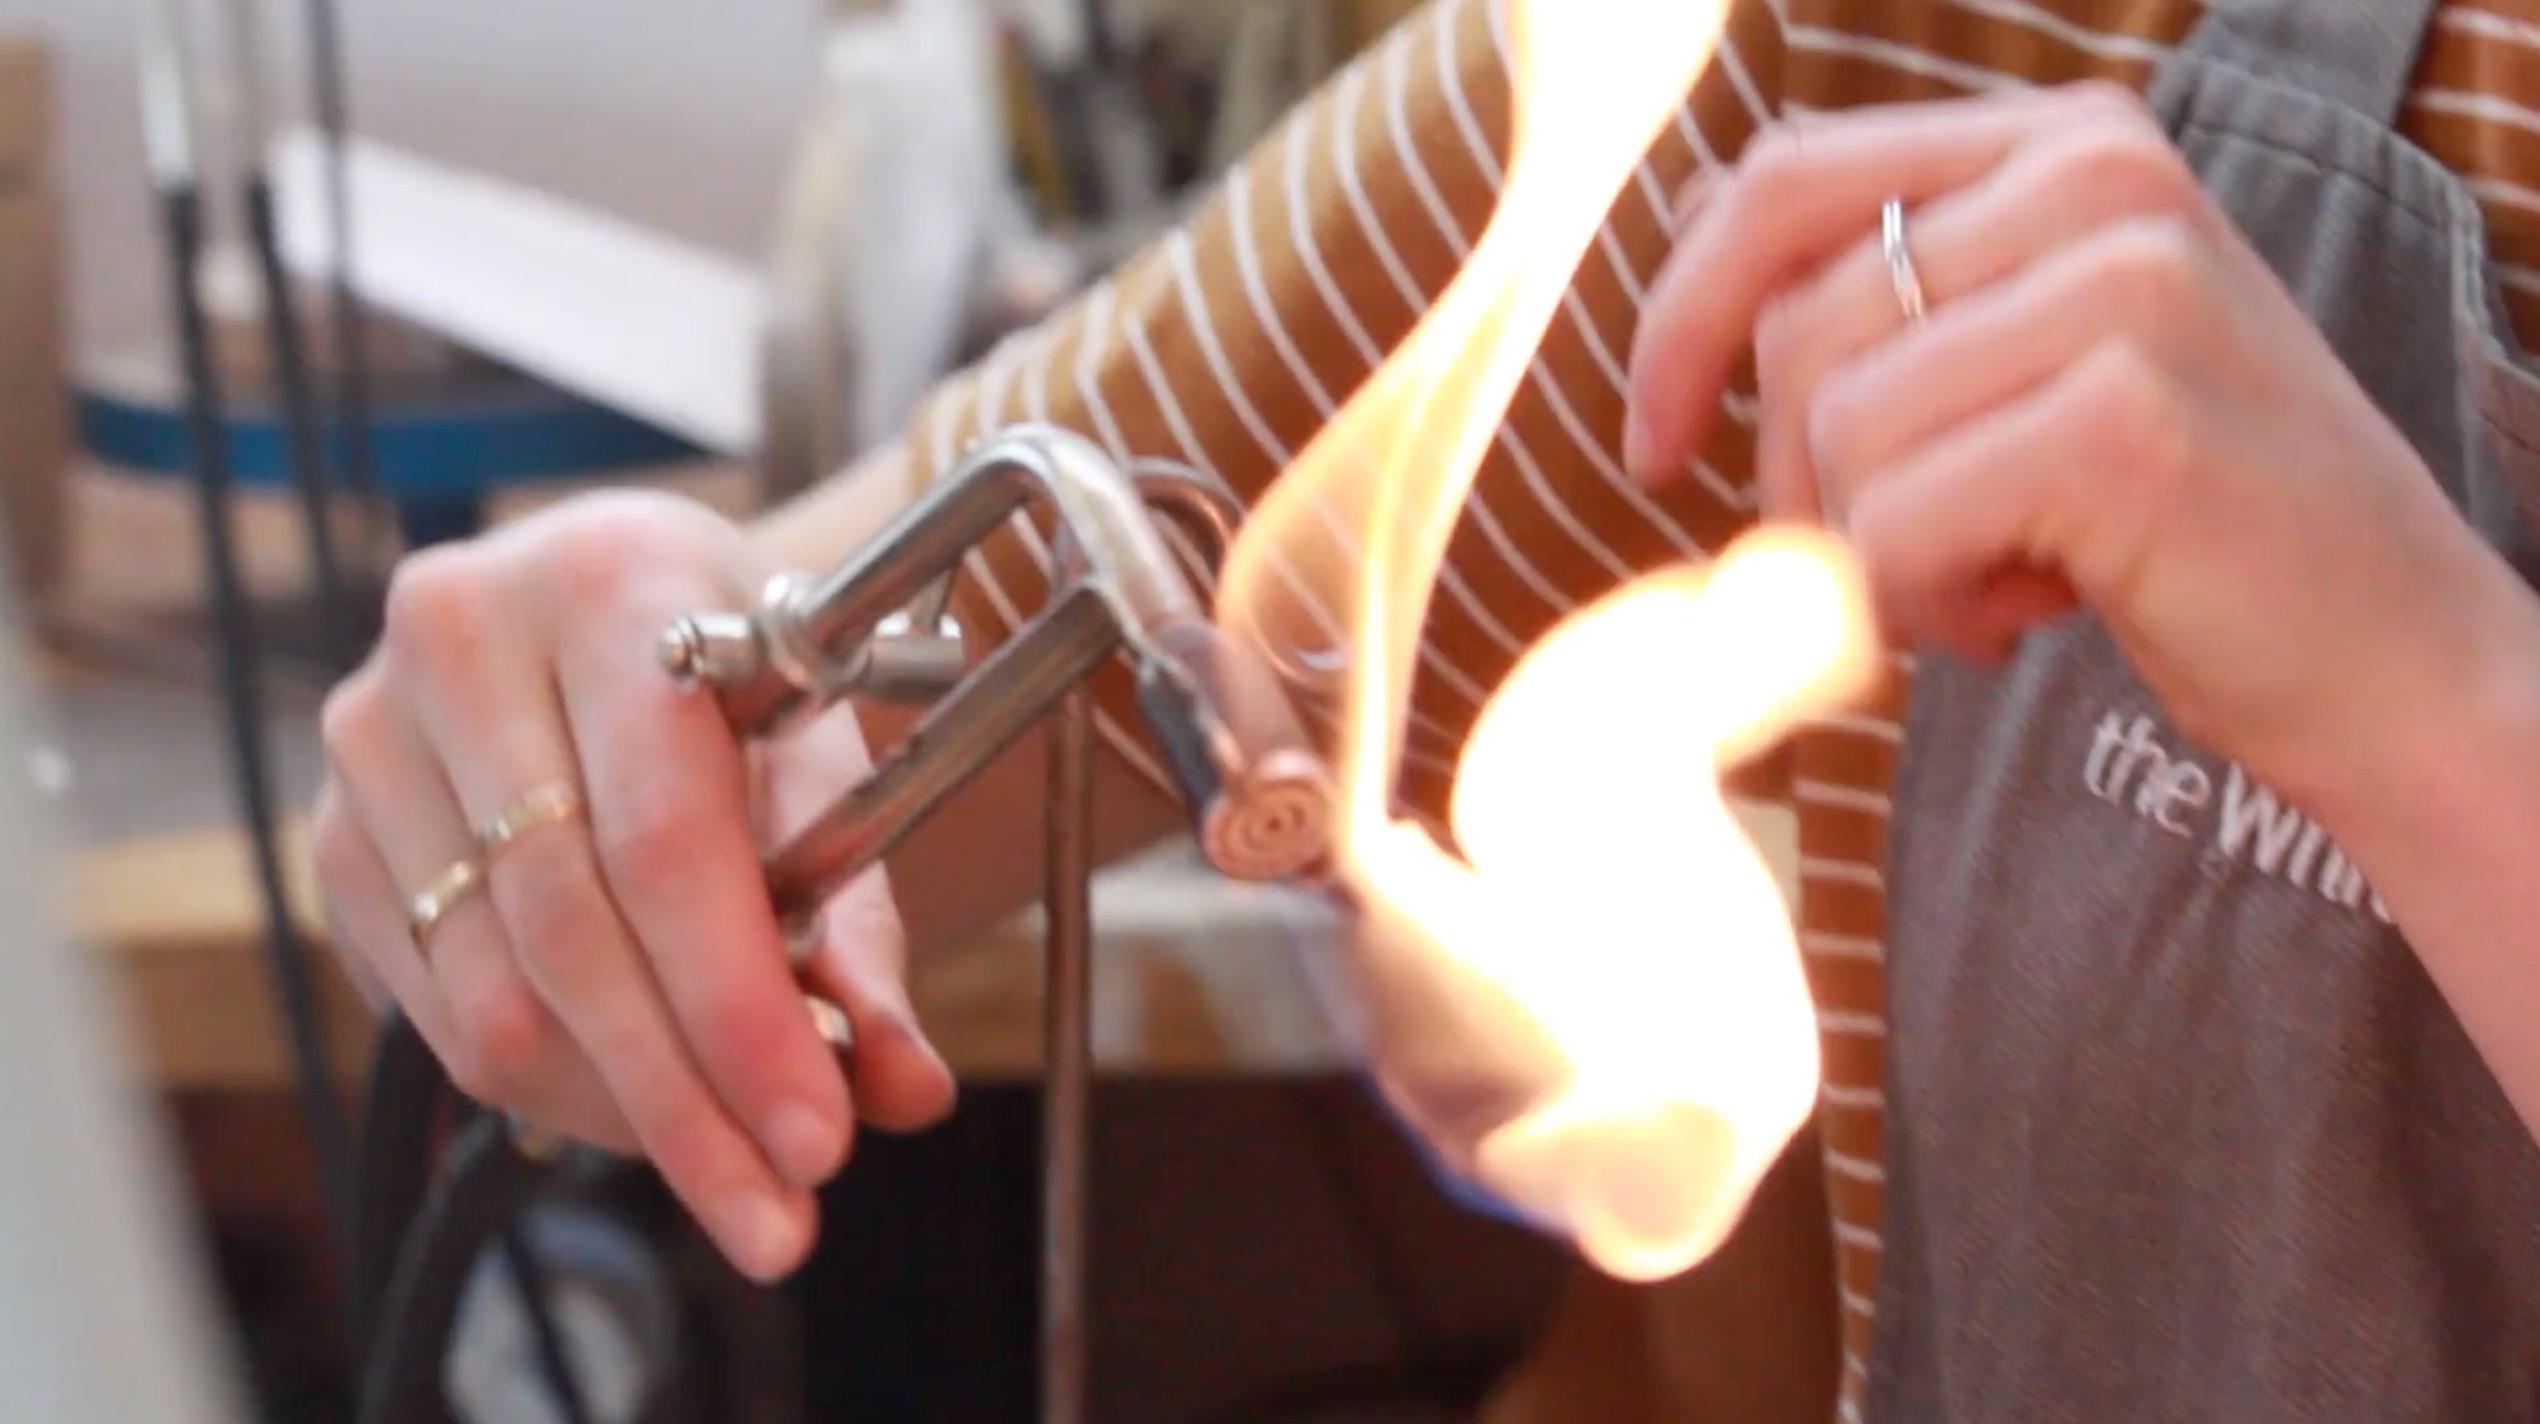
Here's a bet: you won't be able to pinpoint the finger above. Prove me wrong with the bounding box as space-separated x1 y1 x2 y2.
1765 113 2207 514
397 579 851 1196
311 779 447 1035
383 559 827 1282
316 783 646 1154
399 638 830 1223
1669 170 1719 237
1845 339 2174 656
553 557 850 1232
1808 215 2218 506
1624 83 2147 484
802 864 956 1135
321 676 587 1129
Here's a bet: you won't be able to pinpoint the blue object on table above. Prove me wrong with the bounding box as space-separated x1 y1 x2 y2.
78 373 709 546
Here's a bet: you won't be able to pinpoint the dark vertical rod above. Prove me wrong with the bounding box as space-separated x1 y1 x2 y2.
243 174 355 670
298 0 381 523
158 179 358 1268
1041 690 1095 1424
223 0 357 669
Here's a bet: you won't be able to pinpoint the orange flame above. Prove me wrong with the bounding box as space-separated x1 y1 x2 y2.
1218 0 1877 1281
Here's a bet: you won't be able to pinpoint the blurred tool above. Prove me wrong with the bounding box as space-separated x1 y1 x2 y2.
137 0 357 1276
294 0 385 556
213 0 361 669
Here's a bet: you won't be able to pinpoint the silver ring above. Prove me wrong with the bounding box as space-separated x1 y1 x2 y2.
1881 198 1928 327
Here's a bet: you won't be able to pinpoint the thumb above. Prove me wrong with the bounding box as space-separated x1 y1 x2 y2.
803 865 958 1135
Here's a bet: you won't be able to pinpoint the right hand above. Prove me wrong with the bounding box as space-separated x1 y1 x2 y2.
311 490 955 1281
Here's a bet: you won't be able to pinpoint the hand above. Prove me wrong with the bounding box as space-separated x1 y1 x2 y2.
1624 84 2538 811
311 490 955 1281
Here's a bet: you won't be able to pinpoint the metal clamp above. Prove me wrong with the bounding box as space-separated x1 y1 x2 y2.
660 426 1334 1424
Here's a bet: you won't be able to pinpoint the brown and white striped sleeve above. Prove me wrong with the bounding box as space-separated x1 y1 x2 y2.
898 0 1791 801
891 0 1918 1412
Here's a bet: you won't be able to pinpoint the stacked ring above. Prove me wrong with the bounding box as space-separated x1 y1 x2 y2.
405 782 586 955
477 783 583 854
407 856 489 952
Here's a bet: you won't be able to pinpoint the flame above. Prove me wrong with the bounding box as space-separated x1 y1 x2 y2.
1217 0 1877 1281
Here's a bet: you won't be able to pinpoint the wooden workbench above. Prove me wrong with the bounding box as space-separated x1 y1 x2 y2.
68 803 1796 1091
67 823 1357 1090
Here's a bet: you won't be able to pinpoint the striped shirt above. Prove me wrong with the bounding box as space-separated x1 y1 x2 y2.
898 0 2540 1412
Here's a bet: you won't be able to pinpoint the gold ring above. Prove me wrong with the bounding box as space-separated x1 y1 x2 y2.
408 855 489 953
476 782 583 856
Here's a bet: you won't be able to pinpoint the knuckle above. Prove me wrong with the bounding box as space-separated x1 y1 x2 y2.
1751 296 1800 385
501 842 614 987
594 800 706 897
546 511 647 607
381 545 490 650
692 984 796 1070
317 676 379 764
1805 377 1868 486
2062 78 2153 127
1733 124 1812 208
459 981 556 1094
2098 217 2208 334
1736 123 1801 180
2056 122 2199 215
2084 340 2193 486
538 491 711 608
308 809 365 902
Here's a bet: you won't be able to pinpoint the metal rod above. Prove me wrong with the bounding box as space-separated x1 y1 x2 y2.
685 427 1211 735
226 0 354 669
298 0 384 526
158 182 359 1272
245 173 357 671
765 586 1121 927
141 0 357 1275
1041 688 1095 1424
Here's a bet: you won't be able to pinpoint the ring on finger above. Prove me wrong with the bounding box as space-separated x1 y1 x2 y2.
408 854 490 953
1881 197 1929 327
476 782 584 857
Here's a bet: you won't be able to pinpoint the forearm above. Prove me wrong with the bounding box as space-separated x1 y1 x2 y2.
2318 551 2540 1140
746 442 1184 953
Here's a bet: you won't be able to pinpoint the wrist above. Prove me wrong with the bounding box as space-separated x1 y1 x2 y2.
2307 560 2540 877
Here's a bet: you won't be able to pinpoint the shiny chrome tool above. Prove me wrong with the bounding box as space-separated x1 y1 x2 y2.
660 424 1333 1424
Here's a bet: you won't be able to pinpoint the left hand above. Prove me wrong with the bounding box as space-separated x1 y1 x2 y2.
1623 83 2538 815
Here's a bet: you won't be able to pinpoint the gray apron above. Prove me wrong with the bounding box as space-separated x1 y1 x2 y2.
1870 1 2540 1419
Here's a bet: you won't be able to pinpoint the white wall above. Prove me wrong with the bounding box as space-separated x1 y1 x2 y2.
0 0 825 371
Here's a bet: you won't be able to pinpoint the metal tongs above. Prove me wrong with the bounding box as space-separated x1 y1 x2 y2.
659 425 1334 1423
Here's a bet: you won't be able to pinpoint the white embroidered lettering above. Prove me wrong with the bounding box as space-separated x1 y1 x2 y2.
2081 707 2387 927
2137 758 2211 836
2286 818 2329 884
2320 847 2366 908
2218 764 2310 876
2084 711 2130 803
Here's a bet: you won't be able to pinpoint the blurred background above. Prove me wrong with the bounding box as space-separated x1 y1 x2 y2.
0 1 1826 1420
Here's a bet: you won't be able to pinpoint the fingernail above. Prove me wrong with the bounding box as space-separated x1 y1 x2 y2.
723 1191 808 1283
766 1101 847 1187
